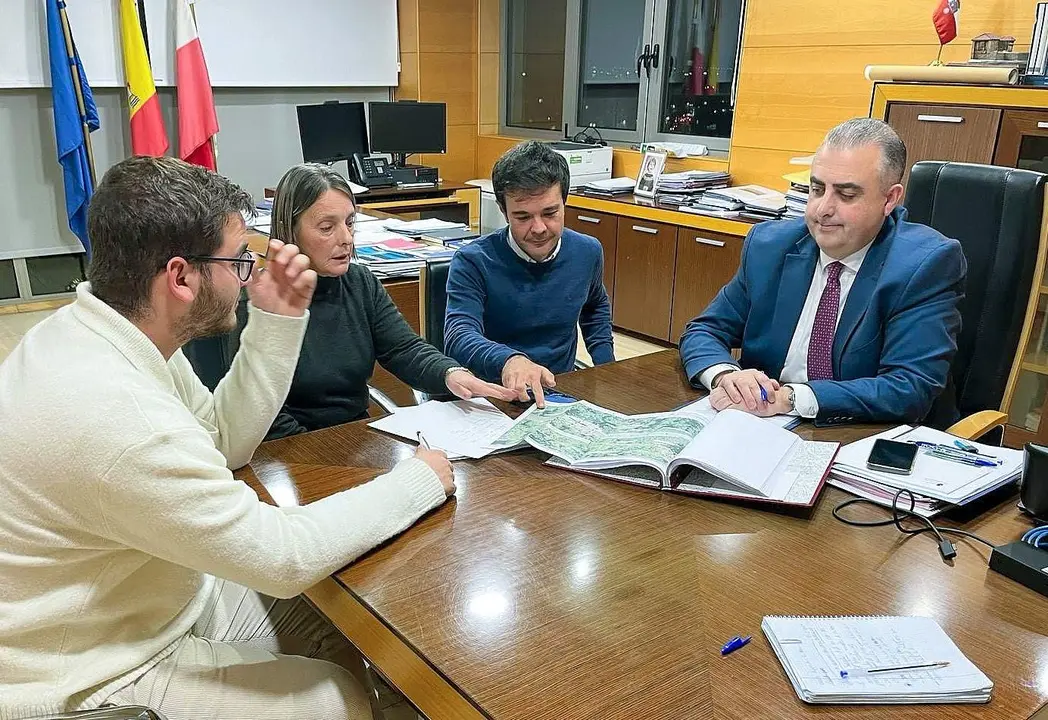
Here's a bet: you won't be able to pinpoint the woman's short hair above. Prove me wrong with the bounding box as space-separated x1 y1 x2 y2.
270 163 356 243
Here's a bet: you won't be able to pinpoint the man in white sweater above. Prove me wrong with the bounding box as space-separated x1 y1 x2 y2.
0 157 454 720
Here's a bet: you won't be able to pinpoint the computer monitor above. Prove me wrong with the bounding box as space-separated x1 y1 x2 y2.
296 101 369 163
367 101 447 158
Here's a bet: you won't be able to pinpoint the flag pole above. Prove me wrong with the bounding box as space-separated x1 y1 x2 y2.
56 0 96 187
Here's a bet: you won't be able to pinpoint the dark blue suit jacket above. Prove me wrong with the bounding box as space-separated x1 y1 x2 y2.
678 208 966 425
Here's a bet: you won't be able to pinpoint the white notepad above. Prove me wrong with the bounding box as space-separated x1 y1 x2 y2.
761 616 993 705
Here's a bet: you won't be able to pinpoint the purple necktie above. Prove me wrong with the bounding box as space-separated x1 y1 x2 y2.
807 261 843 381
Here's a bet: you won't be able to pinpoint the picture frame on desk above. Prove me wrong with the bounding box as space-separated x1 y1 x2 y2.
634 150 667 198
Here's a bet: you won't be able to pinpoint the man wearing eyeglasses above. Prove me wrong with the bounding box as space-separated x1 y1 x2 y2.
0 157 455 720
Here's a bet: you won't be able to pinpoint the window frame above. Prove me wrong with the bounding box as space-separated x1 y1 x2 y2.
498 0 746 151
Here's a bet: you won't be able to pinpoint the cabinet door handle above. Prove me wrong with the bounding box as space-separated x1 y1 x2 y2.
917 114 964 124
1038 122 1048 129
632 225 658 235
576 215 601 224
695 237 725 247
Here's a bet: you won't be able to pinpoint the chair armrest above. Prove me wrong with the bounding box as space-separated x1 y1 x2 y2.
367 385 400 414
946 410 1008 442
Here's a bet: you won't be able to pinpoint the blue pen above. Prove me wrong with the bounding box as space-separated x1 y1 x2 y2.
759 386 768 403
721 635 751 655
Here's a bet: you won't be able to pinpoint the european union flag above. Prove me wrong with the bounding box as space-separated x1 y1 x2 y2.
46 0 99 256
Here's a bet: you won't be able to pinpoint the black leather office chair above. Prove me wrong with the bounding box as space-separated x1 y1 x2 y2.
419 258 451 354
905 161 1048 441
182 335 231 392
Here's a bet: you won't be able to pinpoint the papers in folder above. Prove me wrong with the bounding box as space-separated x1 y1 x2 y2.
367 398 516 460
829 425 1022 516
762 616 993 704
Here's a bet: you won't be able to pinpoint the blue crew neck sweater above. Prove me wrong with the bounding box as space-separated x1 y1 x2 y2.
443 226 615 382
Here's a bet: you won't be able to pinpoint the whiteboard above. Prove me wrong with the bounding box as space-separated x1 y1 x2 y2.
1 0 170 88
1 0 397 89
192 0 400 87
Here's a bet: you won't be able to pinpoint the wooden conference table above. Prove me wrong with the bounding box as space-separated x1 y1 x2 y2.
236 351 1048 719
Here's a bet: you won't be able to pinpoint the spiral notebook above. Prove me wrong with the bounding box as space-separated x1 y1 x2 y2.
761 616 993 705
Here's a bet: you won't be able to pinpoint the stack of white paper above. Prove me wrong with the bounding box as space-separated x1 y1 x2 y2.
762 615 993 704
368 398 516 460
382 218 468 235
830 425 1022 516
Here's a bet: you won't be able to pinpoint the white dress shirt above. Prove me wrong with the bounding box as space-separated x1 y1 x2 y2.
508 233 562 263
699 242 872 418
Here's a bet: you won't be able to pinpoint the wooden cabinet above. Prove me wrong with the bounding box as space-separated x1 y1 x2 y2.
613 219 678 341
564 207 618 302
886 103 1001 185
994 109 1048 171
669 230 743 343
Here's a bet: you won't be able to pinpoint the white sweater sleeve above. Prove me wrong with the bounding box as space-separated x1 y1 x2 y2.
95 427 447 598
174 304 307 470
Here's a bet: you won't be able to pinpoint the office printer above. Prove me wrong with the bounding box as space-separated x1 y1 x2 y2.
548 141 613 188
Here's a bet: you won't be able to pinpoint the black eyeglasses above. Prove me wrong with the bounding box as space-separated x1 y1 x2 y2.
186 250 257 282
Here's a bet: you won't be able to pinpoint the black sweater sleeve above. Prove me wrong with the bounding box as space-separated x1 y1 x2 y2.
363 269 458 394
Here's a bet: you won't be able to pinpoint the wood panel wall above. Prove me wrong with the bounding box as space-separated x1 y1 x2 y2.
731 0 1043 187
397 0 479 183
406 0 1044 189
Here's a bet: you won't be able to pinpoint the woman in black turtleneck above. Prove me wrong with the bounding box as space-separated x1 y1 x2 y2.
229 163 514 440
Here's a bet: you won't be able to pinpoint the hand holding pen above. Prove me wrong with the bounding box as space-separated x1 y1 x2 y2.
415 432 456 496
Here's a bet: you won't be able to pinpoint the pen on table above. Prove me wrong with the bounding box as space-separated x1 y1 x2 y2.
911 441 1000 467
839 661 951 678
416 431 431 450
721 635 751 655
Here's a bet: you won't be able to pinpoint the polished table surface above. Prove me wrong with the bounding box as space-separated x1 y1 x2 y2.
238 351 1048 719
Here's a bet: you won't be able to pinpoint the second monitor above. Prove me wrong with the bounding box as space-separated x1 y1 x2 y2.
368 101 447 162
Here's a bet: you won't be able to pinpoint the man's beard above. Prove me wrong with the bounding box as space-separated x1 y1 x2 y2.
175 277 238 345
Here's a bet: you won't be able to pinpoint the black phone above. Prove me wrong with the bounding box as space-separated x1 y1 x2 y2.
351 153 394 188
866 438 919 475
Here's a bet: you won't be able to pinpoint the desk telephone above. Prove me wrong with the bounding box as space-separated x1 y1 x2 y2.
351 153 395 188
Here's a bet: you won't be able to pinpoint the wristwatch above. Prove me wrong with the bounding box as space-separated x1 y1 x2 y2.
445 366 470 379
784 384 796 412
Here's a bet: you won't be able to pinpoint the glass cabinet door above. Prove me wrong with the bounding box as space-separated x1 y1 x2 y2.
563 0 656 142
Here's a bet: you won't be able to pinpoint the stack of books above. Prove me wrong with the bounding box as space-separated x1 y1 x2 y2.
681 185 786 222
785 182 809 219
829 425 1023 517
654 170 731 206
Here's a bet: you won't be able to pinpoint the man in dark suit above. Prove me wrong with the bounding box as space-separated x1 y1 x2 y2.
679 118 967 425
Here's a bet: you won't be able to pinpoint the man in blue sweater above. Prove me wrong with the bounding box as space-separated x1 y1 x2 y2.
444 141 614 406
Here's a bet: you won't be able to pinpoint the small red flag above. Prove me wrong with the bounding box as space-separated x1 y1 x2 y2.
932 0 960 45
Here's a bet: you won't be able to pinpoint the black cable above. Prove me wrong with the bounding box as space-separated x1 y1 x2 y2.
833 488 998 564
571 126 606 146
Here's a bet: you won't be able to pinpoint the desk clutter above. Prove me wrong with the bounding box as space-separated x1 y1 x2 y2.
762 615 993 705
829 426 1023 517
370 395 836 508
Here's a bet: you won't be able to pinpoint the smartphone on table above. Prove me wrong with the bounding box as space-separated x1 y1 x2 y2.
866 438 919 475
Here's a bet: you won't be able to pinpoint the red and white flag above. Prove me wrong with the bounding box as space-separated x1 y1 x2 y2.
175 0 218 170
932 0 960 45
